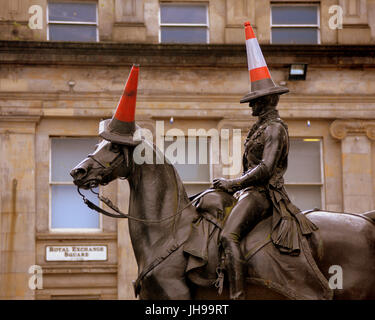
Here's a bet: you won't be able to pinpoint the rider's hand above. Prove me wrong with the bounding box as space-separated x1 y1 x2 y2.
212 178 235 193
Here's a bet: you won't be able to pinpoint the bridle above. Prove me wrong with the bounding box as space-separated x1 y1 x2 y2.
87 146 126 179
77 144 208 223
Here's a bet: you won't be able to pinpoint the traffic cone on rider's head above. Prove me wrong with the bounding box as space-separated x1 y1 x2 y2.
240 21 289 103
99 64 141 145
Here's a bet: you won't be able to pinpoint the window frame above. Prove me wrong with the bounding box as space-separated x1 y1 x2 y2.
270 2 321 45
46 1 99 42
49 136 102 233
159 2 210 44
163 135 213 195
284 137 325 210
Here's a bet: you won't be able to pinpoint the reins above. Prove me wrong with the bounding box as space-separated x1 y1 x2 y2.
78 186 209 224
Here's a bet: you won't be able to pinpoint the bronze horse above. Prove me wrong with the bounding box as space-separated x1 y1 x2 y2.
71 138 375 300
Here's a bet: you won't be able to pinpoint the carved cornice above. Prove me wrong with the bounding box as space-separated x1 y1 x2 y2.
1 41 375 68
329 120 375 140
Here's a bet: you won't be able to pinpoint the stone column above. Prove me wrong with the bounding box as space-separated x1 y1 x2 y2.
330 120 375 213
0 115 40 299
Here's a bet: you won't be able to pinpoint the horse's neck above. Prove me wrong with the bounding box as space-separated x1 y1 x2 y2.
127 162 194 265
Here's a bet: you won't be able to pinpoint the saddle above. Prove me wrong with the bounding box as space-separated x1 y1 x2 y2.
183 189 333 300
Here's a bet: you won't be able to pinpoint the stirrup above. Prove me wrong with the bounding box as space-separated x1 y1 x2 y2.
214 253 226 295
214 266 225 295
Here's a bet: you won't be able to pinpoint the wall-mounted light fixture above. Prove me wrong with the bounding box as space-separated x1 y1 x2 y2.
288 64 308 80
67 80 76 92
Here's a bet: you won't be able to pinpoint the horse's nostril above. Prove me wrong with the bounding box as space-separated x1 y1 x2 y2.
71 167 87 179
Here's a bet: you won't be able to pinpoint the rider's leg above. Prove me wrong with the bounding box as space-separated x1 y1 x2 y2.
220 190 270 299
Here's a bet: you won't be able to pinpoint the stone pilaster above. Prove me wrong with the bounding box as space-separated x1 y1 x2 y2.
338 0 372 44
113 0 147 42
330 120 375 213
225 0 256 44
0 115 40 299
0 0 47 41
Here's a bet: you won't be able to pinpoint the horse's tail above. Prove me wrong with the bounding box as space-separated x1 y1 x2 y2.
362 210 375 223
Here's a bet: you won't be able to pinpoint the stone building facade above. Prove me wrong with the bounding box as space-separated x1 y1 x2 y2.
0 0 374 299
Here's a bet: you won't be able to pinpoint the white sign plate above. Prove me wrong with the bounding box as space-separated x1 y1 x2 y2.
46 245 107 261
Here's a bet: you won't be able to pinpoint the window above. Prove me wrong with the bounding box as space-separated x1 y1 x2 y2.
47 2 98 42
159 3 209 44
50 137 100 230
164 136 212 197
284 138 323 211
271 4 320 44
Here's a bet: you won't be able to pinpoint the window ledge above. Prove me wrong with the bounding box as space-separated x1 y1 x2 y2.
38 264 118 274
36 232 117 241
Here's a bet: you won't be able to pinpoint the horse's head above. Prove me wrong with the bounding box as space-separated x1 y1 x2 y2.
70 139 133 189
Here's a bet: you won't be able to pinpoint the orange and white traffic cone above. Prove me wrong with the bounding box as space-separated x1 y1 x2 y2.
99 64 141 145
240 21 289 103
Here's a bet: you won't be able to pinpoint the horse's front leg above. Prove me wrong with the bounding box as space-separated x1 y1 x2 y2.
139 247 191 300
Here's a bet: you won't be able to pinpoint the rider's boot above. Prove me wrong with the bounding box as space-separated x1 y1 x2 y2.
223 241 246 300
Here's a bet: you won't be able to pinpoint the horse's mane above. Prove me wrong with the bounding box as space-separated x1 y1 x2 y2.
131 138 189 203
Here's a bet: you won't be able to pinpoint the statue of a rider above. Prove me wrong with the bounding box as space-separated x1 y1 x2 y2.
212 22 317 300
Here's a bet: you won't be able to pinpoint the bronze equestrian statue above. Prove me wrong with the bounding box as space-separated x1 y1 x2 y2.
70 64 375 300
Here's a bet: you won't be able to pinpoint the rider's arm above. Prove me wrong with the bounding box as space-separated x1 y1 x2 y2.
228 122 286 191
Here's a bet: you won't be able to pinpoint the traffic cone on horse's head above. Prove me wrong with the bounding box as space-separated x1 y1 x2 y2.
99 64 142 145
240 21 289 103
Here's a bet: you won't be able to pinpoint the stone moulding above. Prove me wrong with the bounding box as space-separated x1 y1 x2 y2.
1 41 374 68
329 120 375 140
0 114 41 134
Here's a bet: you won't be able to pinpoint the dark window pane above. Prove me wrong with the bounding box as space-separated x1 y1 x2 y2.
49 3 96 22
161 26 207 43
272 6 318 25
51 185 99 229
49 24 97 42
160 4 207 24
285 185 322 211
271 27 318 44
